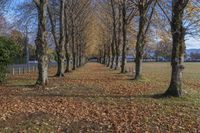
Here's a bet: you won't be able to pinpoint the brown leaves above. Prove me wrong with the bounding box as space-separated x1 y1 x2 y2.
0 63 200 132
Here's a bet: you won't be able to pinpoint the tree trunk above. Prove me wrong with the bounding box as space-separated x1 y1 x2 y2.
115 52 119 70
56 0 66 77
107 45 111 67
135 48 143 80
79 45 81 66
48 0 65 77
110 41 115 69
121 1 126 73
35 0 48 86
110 0 117 69
72 51 76 70
76 43 79 68
64 4 70 73
103 44 106 64
115 4 122 70
164 0 188 97
134 7 146 80
65 50 70 73
56 49 65 77
71 24 76 70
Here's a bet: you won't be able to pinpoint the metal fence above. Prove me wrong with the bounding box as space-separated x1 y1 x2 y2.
7 63 58 75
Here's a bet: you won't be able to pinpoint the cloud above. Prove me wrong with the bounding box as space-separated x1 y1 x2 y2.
186 38 200 49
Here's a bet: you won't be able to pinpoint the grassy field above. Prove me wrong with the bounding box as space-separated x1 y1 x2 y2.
0 62 200 132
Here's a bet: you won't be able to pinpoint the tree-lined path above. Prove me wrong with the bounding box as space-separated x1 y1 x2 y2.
0 0 200 132
0 63 200 132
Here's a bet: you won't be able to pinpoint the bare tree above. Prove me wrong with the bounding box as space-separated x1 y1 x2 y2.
110 0 117 69
121 0 136 73
133 0 157 79
158 0 199 96
48 0 66 77
33 0 49 86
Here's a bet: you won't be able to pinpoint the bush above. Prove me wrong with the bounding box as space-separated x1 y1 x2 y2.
0 36 19 83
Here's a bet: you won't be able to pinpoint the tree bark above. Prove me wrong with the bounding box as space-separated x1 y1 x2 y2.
103 44 106 64
134 0 156 80
134 3 147 80
135 31 145 80
110 41 115 69
64 4 70 73
110 0 117 69
115 4 122 70
106 45 111 67
65 49 70 73
121 1 127 73
35 0 48 86
48 0 65 77
71 21 76 70
164 0 188 97
56 0 66 77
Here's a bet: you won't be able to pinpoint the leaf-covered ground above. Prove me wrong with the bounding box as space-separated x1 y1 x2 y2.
0 63 200 132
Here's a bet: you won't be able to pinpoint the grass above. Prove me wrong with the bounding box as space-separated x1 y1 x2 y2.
0 62 200 132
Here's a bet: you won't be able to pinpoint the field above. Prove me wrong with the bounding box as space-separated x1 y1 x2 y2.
0 62 200 132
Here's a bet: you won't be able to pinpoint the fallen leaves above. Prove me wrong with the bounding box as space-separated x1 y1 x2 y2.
0 63 200 132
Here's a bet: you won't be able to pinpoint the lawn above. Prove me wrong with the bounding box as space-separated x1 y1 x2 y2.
0 62 200 132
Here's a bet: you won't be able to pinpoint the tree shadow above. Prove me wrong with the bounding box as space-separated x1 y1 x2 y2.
3 92 169 100
61 119 113 132
5 84 36 88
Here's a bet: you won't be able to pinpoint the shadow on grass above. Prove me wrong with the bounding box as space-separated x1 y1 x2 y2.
3 92 168 100
0 111 113 132
62 119 113 132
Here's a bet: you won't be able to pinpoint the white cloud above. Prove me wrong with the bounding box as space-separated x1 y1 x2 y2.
186 38 200 49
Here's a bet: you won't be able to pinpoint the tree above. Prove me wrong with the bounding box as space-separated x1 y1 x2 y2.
0 36 19 83
155 40 172 61
10 30 27 64
48 0 66 77
164 0 189 96
110 0 117 69
64 0 91 70
133 0 157 80
34 0 49 86
115 1 122 70
157 0 200 96
121 0 136 73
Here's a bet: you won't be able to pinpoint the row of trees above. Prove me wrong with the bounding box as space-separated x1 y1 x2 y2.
33 0 92 85
97 0 200 97
1 0 92 86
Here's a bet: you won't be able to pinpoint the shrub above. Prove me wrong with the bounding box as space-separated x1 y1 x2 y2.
0 36 19 83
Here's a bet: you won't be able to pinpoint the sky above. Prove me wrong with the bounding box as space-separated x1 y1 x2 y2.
186 38 200 49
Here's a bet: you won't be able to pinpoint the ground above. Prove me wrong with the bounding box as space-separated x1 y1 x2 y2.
0 62 200 132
